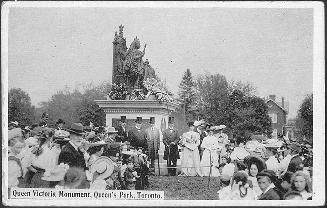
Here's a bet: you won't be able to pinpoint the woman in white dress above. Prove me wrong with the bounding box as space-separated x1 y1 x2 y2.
200 127 220 177
180 122 202 177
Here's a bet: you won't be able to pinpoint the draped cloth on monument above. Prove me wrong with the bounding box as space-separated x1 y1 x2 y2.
180 131 202 176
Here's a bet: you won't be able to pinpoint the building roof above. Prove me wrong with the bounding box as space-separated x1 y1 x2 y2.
266 99 288 114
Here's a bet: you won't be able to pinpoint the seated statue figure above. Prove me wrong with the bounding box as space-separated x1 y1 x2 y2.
123 37 146 89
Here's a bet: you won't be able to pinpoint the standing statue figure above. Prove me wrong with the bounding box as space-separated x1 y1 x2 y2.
123 37 146 89
141 59 156 83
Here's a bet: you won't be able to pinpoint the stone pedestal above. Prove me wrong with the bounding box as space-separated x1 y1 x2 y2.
95 99 179 175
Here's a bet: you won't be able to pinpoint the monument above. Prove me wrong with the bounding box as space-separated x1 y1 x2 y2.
95 25 180 175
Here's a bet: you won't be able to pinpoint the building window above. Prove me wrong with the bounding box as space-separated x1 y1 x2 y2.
269 113 277 123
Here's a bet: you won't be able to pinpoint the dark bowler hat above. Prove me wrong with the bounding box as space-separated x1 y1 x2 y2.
149 117 155 124
168 117 174 124
187 121 194 127
135 117 142 124
56 119 65 125
120 116 126 123
257 169 277 183
84 126 91 132
67 123 84 135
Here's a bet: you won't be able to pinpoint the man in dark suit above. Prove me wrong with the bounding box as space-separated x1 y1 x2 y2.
162 117 180 176
145 117 160 172
116 116 128 142
128 117 148 151
58 123 88 170
257 169 281 200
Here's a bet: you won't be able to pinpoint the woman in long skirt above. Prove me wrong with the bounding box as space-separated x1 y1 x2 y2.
200 127 220 177
180 122 202 177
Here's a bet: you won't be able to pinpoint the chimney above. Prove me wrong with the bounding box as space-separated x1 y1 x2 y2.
269 95 276 101
282 97 285 108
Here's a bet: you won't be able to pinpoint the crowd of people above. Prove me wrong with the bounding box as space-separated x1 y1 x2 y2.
7 113 313 200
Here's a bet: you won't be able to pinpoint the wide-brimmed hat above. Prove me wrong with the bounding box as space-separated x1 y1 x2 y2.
216 125 226 130
89 140 107 147
149 117 155 124
9 121 19 126
194 120 205 127
263 139 283 149
90 156 115 180
243 155 267 173
25 137 38 146
105 126 118 134
56 119 65 125
54 129 70 139
8 128 23 141
135 117 142 124
67 123 84 135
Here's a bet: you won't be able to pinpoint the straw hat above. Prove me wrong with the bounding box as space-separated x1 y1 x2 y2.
216 125 226 130
105 126 118 134
90 156 115 180
88 140 107 147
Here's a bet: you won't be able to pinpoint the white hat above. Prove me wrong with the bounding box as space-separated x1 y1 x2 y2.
10 121 19 126
105 126 118 134
25 137 38 146
90 156 115 180
194 120 205 127
8 128 23 141
216 125 226 130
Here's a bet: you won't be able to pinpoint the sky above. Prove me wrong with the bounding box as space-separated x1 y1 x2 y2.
7 6 313 119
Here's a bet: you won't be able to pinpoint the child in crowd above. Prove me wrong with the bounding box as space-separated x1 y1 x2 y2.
57 167 89 189
279 171 293 197
220 156 235 178
290 171 312 200
217 174 232 200
8 128 26 188
247 162 263 198
283 190 303 200
256 169 281 200
218 156 229 174
124 158 139 190
230 171 256 200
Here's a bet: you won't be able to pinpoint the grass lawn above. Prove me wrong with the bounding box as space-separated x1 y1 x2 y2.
146 176 221 200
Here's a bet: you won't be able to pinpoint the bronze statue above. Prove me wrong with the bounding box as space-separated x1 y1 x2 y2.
142 59 156 81
123 37 146 89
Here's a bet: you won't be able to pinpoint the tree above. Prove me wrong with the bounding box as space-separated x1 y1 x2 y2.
8 88 36 126
226 90 272 142
178 69 197 122
194 73 230 124
295 94 313 144
77 82 110 126
228 79 256 97
35 82 111 128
